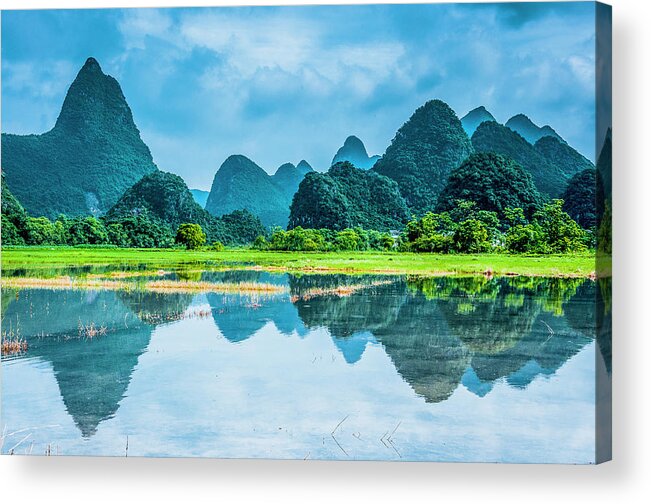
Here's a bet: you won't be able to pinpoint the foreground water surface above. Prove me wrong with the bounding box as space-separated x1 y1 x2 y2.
1 271 611 462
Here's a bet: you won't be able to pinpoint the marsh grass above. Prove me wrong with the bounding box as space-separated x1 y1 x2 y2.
1 276 287 295
1 329 28 355
1 247 597 278
77 320 108 339
291 279 395 302
1 276 129 291
139 307 213 325
144 280 287 294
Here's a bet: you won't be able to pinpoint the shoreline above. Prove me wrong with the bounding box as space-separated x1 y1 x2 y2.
1 247 602 279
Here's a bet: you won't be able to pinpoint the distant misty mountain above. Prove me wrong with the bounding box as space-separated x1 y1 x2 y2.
271 160 314 199
1 57 158 219
205 155 313 228
190 189 209 208
460 106 497 136
505 113 564 145
331 136 380 170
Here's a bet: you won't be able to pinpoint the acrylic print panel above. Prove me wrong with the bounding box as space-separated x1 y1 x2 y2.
0 2 612 463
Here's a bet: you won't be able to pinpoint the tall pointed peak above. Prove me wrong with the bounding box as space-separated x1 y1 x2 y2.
81 57 103 73
54 57 139 139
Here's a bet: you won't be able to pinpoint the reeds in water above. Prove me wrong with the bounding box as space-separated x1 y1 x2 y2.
1 329 28 355
77 321 108 339
139 307 213 324
290 279 395 302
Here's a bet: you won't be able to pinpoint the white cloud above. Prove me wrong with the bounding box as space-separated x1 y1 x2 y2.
118 9 174 50
2 60 76 98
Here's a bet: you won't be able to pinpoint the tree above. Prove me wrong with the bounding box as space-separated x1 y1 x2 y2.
252 235 269 250
436 153 544 219
67 216 108 245
533 199 587 253
25 217 60 245
175 223 206 250
453 219 491 253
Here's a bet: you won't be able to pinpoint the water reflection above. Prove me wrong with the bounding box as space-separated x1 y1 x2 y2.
1 272 603 460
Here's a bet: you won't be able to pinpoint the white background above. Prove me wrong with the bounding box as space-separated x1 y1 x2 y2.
0 0 649 502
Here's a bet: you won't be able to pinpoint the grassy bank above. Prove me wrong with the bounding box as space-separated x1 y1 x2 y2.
1 246 596 278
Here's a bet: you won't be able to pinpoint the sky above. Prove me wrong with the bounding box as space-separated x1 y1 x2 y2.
1 2 598 190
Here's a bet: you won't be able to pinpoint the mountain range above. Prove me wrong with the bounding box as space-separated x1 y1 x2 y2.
1 56 599 233
1 57 158 219
204 155 314 228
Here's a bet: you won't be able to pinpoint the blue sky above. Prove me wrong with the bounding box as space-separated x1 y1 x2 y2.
1 3 597 190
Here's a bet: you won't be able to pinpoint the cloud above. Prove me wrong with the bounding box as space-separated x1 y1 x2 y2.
2 60 76 98
3 3 599 184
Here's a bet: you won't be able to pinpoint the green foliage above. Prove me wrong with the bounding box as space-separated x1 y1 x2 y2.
471 121 567 197
597 200 612 254
404 198 587 255
436 153 543 219
1 58 158 218
1 175 28 245
373 99 474 215
561 169 597 229
25 217 60 245
219 209 268 245
533 199 587 253
252 235 269 251
504 224 544 253
67 217 109 245
289 161 409 231
267 226 394 252
175 223 206 250
453 219 491 253
212 241 225 252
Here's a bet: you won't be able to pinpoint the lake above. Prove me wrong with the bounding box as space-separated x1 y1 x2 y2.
1 270 610 463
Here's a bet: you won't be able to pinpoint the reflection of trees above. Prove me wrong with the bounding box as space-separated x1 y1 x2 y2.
292 275 597 402
292 275 406 338
2 288 143 336
1 288 18 320
117 290 194 322
2 288 152 437
412 277 539 355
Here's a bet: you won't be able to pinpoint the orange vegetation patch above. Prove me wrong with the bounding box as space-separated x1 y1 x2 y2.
144 280 287 295
290 279 395 302
1 276 128 290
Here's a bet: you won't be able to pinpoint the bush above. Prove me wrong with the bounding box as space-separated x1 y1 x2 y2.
252 235 268 250
212 241 225 252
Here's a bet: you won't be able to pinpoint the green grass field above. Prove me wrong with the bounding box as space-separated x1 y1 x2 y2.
1 246 597 278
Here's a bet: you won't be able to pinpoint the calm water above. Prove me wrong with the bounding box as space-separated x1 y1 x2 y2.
0 271 610 463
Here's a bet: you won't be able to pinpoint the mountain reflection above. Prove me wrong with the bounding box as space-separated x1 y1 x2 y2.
2 289 153 437
1 272 601 436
